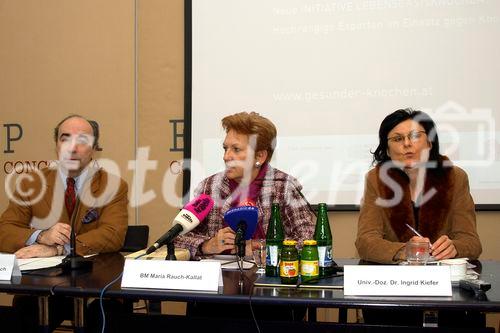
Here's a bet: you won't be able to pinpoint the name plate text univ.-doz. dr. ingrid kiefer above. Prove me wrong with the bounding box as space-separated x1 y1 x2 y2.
344 265 452 296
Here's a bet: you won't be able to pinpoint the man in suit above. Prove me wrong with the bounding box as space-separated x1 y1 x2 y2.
0 114 128 257
0 115 129 332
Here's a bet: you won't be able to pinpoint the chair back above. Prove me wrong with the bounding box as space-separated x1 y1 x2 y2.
121 225 149 252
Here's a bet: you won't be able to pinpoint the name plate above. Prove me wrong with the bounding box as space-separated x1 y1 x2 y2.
0 254 21 280
121 259 223 292
344 265 452 296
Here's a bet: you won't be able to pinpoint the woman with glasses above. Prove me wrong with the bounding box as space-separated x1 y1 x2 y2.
356 109 484 327
356 108 482 264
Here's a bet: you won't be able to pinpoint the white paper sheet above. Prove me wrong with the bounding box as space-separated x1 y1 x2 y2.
17 256 66 271
201 255 254 270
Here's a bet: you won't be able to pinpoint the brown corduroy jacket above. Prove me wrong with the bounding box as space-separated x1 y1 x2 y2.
356 160 482 264
0 167 128 255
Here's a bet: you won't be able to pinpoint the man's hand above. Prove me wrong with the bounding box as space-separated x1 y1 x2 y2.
15 244 58 259
37 223 71 246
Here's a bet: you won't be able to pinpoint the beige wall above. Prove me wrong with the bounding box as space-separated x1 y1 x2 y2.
0 0 186 250
136 0 185 245
0 0 136 223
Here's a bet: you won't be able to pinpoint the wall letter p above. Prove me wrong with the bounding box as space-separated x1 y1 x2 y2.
4 123 23 153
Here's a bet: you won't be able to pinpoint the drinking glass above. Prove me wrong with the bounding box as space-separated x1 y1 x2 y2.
405 240 430 265
252 239 266 273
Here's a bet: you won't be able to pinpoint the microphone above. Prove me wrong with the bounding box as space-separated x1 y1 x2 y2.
60 194 93 272
146 194 214 255
223 205 258 240
234 221 246 257
224 205 258 258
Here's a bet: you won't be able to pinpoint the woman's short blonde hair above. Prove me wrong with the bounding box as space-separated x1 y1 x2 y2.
221 112 277 162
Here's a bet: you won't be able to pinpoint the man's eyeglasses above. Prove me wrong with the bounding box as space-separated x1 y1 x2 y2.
387 130 426 144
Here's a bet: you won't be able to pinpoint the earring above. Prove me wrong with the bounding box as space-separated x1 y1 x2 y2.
255 161 261 168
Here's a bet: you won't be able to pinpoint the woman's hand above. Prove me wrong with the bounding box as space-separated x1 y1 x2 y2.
431 235 457 260
201 227 236 255
409 235 430 243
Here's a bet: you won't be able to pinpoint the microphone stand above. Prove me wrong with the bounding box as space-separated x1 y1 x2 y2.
165 241 177 261
221 221 253 272
61 196 93 272
235 224 246 289
236 230 245 275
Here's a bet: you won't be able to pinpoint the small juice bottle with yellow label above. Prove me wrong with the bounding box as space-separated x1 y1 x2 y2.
280 240 299 284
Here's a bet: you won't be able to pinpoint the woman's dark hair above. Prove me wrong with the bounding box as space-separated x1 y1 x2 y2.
372 108 441 166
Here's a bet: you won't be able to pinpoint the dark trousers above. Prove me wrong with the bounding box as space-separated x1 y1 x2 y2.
0 305 16 332
12 295 72 333
12 295 129 333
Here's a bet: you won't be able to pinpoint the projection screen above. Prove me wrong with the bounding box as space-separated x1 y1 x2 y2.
186 0 500 209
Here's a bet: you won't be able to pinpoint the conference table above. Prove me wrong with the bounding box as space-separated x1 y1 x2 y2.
1 253 499 332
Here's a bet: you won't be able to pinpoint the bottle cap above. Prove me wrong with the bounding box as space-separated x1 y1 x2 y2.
304 240 317 246
283 240 297 246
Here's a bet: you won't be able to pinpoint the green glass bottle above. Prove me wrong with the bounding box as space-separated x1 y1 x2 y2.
314 203 333 278
265 203 284 277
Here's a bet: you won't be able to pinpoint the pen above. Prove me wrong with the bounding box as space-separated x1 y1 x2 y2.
405 223 423 237
405 223 433 250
